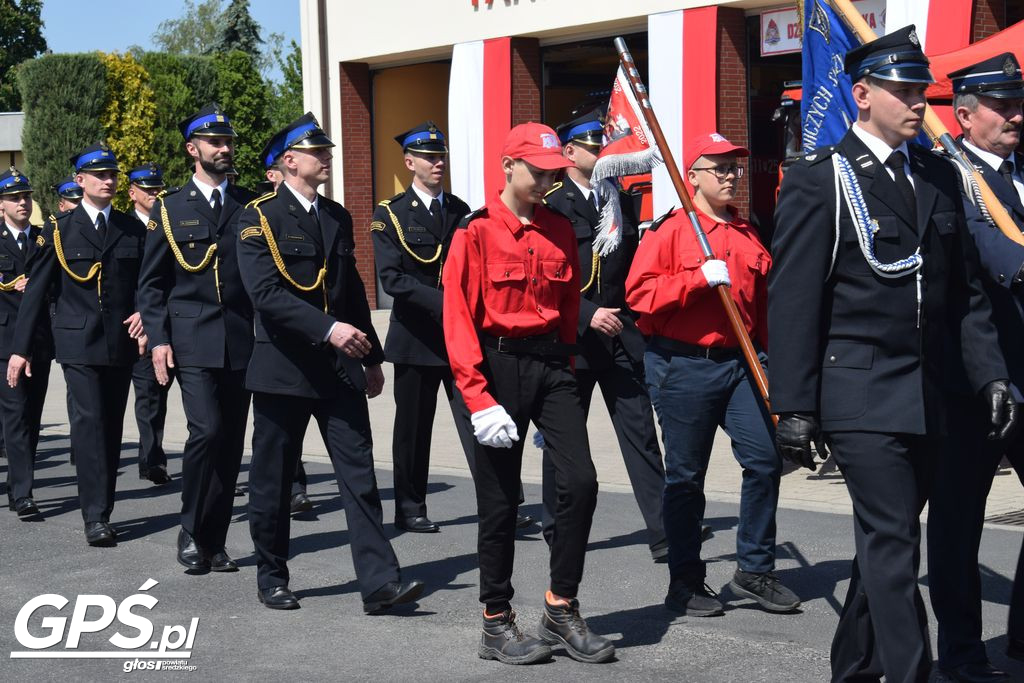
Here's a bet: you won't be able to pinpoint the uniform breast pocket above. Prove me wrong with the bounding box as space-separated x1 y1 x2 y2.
171 224 212 254
64 247 97 279
113 246 140 261
819 341 874 421
404 228 438 250
538 258 571 309
169 300 202 354
282 240 319 259
931 211 957 237
486 261 528 312
0 256 13 275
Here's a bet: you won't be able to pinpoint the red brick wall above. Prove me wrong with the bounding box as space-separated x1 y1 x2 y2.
511 38 542 125
973 0 1007 41
339 61 377 308
717 7 749 215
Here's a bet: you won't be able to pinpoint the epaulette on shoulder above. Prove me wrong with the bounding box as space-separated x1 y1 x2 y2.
544 181 563 198
646 207 675 233
380 190 406 206
798 146 835 165
245 192 275 209
457 207 487 229
157 186 181 200
53 209 72 221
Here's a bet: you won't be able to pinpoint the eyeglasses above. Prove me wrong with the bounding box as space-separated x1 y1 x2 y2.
692 164 744 180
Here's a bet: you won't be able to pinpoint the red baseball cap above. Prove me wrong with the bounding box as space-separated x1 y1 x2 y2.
684 132 749 171
501 122 574 170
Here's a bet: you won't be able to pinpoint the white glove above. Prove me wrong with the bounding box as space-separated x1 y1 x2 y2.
471 405 520 449
533 430 545 449
700 259 731 288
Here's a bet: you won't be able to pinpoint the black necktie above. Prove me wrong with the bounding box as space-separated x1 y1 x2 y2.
96 212 108 244
16 232 25 251
211 188 222 224
429 197 443 234
885 151 917 226
999 160 1016 188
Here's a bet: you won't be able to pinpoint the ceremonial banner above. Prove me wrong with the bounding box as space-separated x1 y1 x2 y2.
648 7 718 217
800 0 859 153
448 38 511 210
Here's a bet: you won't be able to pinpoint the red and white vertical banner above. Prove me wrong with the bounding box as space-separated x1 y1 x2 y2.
648 7 719 217
448 37 511 210
885 0 972 54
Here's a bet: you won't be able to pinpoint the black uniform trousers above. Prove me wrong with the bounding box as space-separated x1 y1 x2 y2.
391 362 476 520
132 354 172 475
63 364 133 523
248 387 399 599
2 357 51 502
929 397 1024 668
540 340 665 549
474 347 598 613
176 366 249 552
827 430 935 683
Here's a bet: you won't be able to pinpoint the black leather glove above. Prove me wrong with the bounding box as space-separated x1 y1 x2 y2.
775 413 828 471
982 379 1019 441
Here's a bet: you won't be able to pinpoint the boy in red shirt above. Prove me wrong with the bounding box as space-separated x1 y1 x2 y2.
443 122 613 665
626 133 799 617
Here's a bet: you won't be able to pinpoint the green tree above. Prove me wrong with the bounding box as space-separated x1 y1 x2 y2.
213 50 269 189
267 40 303 131
151 0 223 56
211 0 262 60
0 0 47 111
16 54 106 215
100 52 157 211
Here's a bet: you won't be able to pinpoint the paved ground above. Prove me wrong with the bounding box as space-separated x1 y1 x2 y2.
4 310 1024 680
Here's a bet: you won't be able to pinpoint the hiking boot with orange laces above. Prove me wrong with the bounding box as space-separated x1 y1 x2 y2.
538 593 615 663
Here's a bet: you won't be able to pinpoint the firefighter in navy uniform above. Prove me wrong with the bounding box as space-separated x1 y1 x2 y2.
370 121 477 533
540 110 667 561
51 176 83 466
128 163 173 487
8 143 148 547
137 105 257 573
768 27 1017 682
0 168 52 517
238 113 423 612
928 54 1024 683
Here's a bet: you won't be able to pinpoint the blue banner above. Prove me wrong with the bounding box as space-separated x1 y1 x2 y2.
800 0 858 153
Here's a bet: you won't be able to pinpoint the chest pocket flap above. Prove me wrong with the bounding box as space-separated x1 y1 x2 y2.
0 256 13 270
114 246 139 259
541 259 571 282
283 241 318 257
172 224 211 242
488 261 527 284
405 229 438 246
66 246 96 261
932 211 957 235
823 341 874 369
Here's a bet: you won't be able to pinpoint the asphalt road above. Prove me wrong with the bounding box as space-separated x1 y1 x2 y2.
3 436 1024 681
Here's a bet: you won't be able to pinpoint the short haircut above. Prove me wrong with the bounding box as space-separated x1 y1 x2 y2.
953 92 980 114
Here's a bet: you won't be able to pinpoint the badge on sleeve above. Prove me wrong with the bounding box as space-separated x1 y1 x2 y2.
240 227 262 241
370 220 386 232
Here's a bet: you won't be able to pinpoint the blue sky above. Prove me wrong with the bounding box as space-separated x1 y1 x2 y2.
39 1 301 81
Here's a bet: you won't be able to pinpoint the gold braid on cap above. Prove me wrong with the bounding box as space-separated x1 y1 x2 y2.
158 193 217 272
52 214 102 297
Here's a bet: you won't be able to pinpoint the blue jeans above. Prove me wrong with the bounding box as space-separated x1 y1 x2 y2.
645 346 780 583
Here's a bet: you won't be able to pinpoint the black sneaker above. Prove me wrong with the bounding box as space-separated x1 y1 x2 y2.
478 610 552 665
538 598 615 663
664 579 724 616
729 569 801 612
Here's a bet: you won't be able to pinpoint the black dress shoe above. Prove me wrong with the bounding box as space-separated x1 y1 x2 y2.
140 466 171 486
258 586 299 610
395 516 439 533
290 491 313 514
209 550 238 572
14 497 39 517
176 528 209 571
516 514 536 529
363 580 425 614
939 661 1010 682
84 522 116 547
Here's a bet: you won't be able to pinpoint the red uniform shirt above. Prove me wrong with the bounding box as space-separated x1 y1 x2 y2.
625 205 770 348
443 192 581 413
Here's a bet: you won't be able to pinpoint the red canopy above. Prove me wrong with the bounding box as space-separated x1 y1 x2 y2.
927 21 1024 99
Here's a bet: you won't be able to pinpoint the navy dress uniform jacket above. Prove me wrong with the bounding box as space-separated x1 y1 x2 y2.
137 180 257 370
0 226 52 360
768 130 1006 435
370 187 470 366
12 205 145 366
959 144 1024 397
237 187 384 398
542 182 645 371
